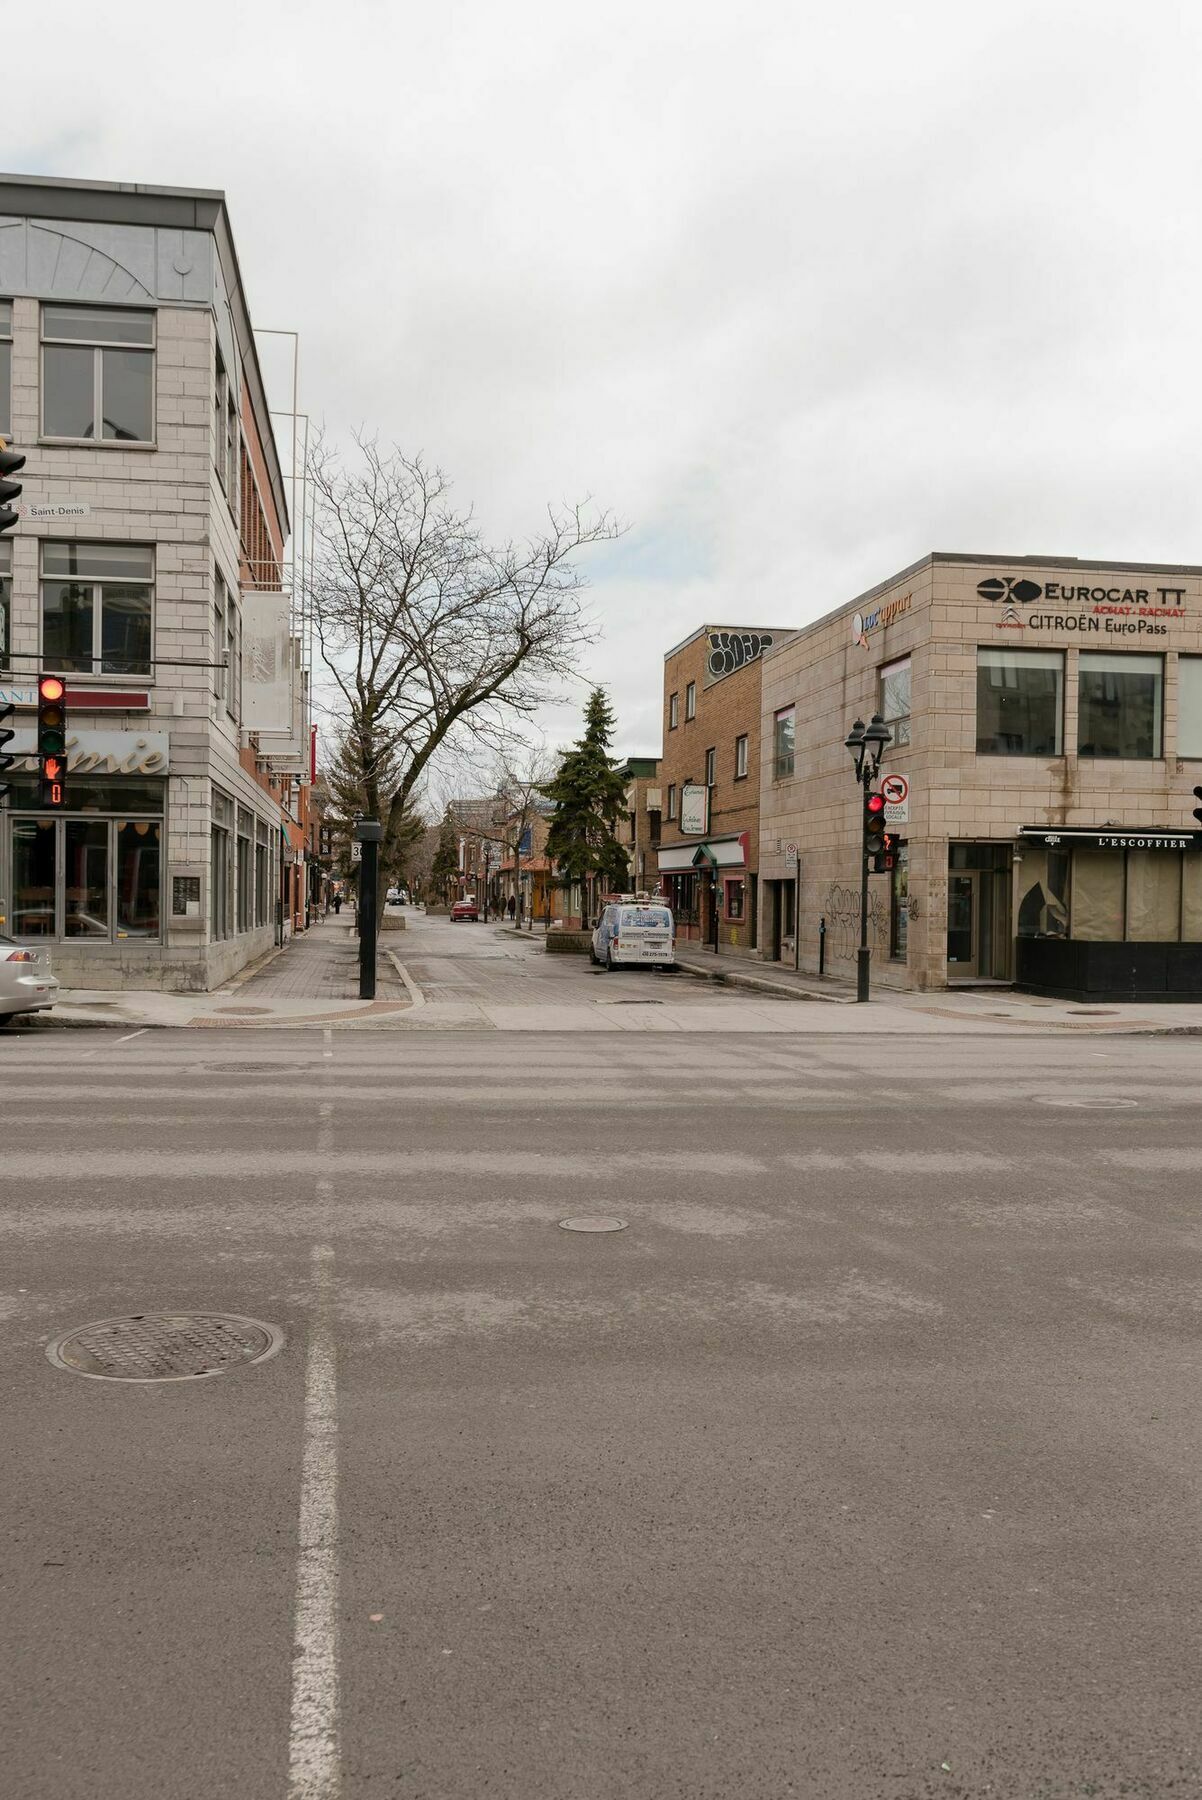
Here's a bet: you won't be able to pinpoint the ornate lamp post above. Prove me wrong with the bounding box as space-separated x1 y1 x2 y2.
845 712 892 1002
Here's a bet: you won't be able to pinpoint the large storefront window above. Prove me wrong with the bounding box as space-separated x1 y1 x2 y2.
255 819 270 928
1071 850 1125 940
666 872 699 924
1077 653 1162 759
1016 845 1069 938
237 807 253 933
977 649 1063 755
211 789 232 942
8 780 163 941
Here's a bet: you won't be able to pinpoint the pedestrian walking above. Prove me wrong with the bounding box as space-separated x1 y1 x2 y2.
333 892 342 916
507 893 516 920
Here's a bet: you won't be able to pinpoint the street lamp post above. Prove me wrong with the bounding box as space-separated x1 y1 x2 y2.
845 712 892 1003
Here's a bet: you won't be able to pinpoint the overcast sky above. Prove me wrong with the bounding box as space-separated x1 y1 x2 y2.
15 0 1202 761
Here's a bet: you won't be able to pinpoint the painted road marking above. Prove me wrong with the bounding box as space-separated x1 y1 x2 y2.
287 1241 339 1799
116 1028 147 1043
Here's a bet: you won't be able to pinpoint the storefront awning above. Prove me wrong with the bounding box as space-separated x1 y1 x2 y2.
658 834 747 873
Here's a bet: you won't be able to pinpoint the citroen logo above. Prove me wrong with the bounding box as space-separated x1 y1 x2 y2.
978 576 1043 605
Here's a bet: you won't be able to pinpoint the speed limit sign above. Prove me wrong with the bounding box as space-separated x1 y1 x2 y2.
881 772 909 825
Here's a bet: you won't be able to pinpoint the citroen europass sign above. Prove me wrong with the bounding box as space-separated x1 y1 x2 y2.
979 571 1188 636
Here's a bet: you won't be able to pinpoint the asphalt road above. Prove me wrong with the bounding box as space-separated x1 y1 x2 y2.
3 1011 1202 1799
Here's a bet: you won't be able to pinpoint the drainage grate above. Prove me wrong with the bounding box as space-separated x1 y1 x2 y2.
47 1313 283 1382
213 1007 274 1017
559 1216 627 1233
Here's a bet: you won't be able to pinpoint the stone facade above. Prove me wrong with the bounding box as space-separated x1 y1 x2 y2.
759 553 1202 994
0 176 305 991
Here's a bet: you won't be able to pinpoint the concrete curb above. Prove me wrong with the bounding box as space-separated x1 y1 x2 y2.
674 956 850 1004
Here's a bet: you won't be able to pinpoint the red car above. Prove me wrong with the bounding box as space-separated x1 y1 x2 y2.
450 897 479 922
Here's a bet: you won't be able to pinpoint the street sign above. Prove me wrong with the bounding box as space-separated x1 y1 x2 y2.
882 771 909 826
784 841 798 870
350 841 362 863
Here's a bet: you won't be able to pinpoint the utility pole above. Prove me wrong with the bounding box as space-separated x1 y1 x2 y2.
354 817 383 999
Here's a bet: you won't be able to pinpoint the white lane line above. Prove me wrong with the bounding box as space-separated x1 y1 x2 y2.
287 1239 340 1800
116 1028 148 1043
322 1027 333 1060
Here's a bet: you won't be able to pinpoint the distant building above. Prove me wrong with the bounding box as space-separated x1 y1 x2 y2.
656 623 792 955
0 173 311 990
616 756 661 894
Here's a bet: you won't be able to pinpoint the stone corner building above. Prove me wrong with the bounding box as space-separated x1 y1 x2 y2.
0 173 311 991
759 552 1202 1001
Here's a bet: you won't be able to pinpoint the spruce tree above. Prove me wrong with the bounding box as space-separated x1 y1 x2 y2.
543 688 629 920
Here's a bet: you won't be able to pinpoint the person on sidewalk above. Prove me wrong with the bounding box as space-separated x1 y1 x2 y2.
507 894 516 920
333 892 342 916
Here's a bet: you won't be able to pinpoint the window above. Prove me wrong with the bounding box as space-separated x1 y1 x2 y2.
669 692 679 730
976 648 1063 755
773 706 795 779
0 300 11 438
9 797 163 943
648 807 661 845
214 351 228 491
227 395 239 516
41 541 153 675
667 782 677 821
685 681 696 720
1078 652 1162 759
237 807 254 932
256 819 271 927
42 305 154 443
1179 657 1202 758
880 658 911 747
725 878 745 921
734 733 748 779
1016 844 1069 938
225 593 241 723
214 572 227 706
0 540 10 668
890 842 910 959
704 746 715 786
1071 850 1125 940
211 789 233 941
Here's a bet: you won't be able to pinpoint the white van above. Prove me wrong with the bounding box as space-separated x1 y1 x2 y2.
590 898 676 971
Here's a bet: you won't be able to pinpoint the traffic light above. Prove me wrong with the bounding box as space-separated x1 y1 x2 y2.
864 788 887 861
0 702 15 803
874 830 899 875
1193 785 1202 833
38 674 67 808
0 437 24 536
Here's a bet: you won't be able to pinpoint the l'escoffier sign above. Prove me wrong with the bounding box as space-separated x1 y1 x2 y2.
5 730 169 775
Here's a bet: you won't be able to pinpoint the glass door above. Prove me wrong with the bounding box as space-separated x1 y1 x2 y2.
947 873 978 974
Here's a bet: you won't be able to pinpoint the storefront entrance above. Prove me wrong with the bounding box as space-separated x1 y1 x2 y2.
947 844 1012 980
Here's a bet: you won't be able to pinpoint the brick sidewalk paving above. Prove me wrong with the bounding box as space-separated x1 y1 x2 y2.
233 915 407 1001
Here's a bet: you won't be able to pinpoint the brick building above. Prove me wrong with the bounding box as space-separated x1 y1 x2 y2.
0 173 308 990
617 755 661 895
759 552 1202 999
656 624 791 954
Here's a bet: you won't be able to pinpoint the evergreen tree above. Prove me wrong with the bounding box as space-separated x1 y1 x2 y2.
431 808 461 903
542 688 629 920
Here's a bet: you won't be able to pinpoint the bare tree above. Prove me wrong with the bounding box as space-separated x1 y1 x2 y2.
309 434 617 875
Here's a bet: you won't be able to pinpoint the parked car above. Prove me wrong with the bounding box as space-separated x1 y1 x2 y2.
0 933 59 1022
591 900 676 971
386 887 401 904
450 896 479 922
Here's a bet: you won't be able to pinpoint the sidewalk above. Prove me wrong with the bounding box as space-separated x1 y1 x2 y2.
41 914 415 1030
674 943 1202 1033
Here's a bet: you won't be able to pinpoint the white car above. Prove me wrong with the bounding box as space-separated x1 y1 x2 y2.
0 933 59 1022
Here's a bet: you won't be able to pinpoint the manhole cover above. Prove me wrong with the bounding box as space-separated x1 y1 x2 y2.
213 1006 274 1016
47 1313 284 1382
1034 1097 1138 1110
204 1062 283 1073
559 1216 627 1233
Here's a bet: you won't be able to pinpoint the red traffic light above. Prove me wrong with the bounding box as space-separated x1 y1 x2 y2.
39 675 65 703
866 793 885 817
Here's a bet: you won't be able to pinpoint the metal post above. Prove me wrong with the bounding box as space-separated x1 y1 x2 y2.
818 915 826 978
857 769 871 1002
354 819 383 1000
794 870 801 970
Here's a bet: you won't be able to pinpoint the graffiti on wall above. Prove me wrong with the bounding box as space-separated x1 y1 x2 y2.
705 630 774 684
822 882 888 961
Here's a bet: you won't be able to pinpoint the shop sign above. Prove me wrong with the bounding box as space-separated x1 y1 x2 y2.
981 573 1188 636
1021 826 1202 852
852 591 913 647
679 783 709 835
5 729 168 775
